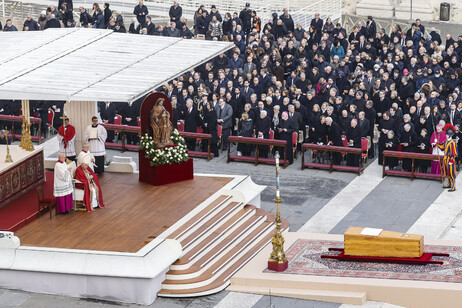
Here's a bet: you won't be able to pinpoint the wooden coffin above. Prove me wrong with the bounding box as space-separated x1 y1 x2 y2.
344 226 424 258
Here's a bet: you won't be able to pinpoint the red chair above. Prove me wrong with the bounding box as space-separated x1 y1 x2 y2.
114 115 122 136
217 125 223 147
137 116 141 136
47 109 55 136
196 126 203 143
177 120 184 132
361 137 369 165
341 135 348 161
269 129 274 152
292 131 298 159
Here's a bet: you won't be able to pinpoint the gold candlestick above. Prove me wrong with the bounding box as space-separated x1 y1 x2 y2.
4 128 13 163
268 151 288 272
19 116 34 151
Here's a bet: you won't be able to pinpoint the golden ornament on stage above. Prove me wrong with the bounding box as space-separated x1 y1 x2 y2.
4 128 13 163
268 151 288 271
19 116 34 151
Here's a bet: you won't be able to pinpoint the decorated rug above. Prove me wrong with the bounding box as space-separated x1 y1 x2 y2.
273 239 462 283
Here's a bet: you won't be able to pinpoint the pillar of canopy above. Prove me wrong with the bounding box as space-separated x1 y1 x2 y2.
21 100 30 121
64 101 97 155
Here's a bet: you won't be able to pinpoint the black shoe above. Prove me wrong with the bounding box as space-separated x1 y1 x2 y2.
449 189 456 192
443 185 450 189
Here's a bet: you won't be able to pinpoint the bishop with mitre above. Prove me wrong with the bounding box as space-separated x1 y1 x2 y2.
75 155 106 212
84 116 107 174
57 115 76 161
77 142 95 170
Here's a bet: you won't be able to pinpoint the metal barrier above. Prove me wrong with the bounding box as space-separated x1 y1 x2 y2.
382 150 442 181
292 0 342 29
342 13 441 38
227 136 289 168
301 143 364 175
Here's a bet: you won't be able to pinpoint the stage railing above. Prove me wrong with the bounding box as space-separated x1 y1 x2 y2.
101 123 214 160
178 131 213 161
301 143 364 175
101 123 140 152
382 150 442 181
226 136 289 168
0 114 44 144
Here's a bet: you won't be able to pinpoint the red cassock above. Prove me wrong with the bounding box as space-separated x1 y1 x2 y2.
58 125 76 148
75 165 106 211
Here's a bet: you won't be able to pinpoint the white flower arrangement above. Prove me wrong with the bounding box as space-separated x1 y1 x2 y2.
140 129 189 166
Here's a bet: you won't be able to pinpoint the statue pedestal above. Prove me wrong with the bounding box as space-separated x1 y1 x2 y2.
267 259 288 272
138 151 194 186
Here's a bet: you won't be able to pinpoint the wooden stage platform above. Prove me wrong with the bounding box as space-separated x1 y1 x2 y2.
15 173 232 253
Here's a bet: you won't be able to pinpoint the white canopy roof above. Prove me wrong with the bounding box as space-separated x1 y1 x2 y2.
0 28 234 102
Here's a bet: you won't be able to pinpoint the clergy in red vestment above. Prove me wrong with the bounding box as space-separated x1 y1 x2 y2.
74 157 105 212
57 116 77 161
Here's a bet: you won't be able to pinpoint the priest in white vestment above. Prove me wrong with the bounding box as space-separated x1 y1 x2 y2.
53 153 74 214
84 116 107 174
77 142 95 171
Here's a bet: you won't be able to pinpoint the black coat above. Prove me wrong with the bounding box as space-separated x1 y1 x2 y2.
289 111 303 132
44 18 61 29
203 108 218 144
358 118 370 138
327 122 343 146
184 107 202 132
346 125 361 148
255 116 271 138
120 103 137 126
310 18 323 33
378 118 396 140
100 103 117 123
364 107 376 137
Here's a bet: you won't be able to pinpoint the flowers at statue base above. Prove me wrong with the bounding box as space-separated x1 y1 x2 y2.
140 129 188 166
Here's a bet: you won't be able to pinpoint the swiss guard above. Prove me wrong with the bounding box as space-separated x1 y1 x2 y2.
438 128 458 192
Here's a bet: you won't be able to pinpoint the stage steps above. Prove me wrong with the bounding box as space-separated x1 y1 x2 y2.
158 195 289 297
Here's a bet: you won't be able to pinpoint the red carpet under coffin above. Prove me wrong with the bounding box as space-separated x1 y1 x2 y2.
0 172 54 232
0 189 39 232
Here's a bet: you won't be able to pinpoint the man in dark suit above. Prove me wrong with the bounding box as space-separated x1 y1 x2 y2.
215 98 233 151
364 70 375 94
358 111 370 138
365 16 376 39
184 99 203 150
310 12 323 34
241 80 254 104
449 103 461 127
168 1 182 27
365 101 377 158
120 101 138 145
145 16 156 35
288 104 303 132
133 0 148 27
100 101 116 143
326 117 343 164
233 87 246 115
